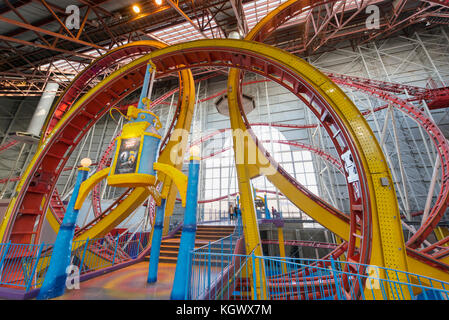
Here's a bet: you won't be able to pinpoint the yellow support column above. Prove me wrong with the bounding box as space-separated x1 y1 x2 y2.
162 187 178 234
277 226 287 274
158 70 196 235
435 227 449 245
227 73 267 300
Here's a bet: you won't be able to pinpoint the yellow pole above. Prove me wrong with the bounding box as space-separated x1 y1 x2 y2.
277 227 287 274
227 69 267 300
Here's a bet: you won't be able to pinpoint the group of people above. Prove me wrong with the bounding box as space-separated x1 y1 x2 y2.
271 206 280 219
228 204 280 220
228 204 241 221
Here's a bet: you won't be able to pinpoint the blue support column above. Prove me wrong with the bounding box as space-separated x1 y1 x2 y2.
264 194 271 219
170 155 200 300
147 198 167 283
37 167 89 300
138 63 155 110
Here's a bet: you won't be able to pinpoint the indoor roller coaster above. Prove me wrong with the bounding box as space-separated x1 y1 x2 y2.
0 0 449 301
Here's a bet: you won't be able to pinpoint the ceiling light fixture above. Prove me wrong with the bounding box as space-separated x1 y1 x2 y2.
132 4 141 14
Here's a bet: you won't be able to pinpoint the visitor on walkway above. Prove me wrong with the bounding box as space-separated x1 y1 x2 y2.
272 206 280 219
229 205 234 221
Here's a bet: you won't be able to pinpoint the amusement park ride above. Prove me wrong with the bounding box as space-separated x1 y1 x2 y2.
1 0 449 301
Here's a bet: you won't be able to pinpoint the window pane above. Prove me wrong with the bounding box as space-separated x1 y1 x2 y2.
303 161 314 173
302 151 312 161
306 173 316 185
295 163 305 174
283 163 293 174
293 151 303 161
282 152 292 162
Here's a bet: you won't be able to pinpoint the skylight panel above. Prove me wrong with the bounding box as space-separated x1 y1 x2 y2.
148 13 223 45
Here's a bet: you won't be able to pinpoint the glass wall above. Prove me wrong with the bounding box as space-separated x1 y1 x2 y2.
199 125 321 227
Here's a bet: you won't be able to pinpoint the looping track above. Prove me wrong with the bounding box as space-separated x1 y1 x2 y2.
331 78 449 250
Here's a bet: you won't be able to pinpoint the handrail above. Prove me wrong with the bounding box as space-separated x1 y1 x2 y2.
197 237 246 300
190 251 449 300
0 232 151 292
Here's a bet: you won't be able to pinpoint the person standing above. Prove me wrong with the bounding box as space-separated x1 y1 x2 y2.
229 204 234 221
272 206 279 218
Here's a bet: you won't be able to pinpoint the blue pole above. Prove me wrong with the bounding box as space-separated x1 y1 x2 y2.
26 243 44 292
37 167 89 300
170 156 200 300
207 241 211 299
112 235 119 266
264 194 271 219
137 63 154 110
147 198 167 283
79 238 89 273
251 252 258 300
330 257 343 300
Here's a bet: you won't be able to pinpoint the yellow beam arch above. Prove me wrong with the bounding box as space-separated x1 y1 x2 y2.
153 162 188 206
74 168 110 210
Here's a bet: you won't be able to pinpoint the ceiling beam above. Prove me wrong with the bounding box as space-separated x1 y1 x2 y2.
0 15 105 50
230 0 248 36
165 0 209 38
0 34 95 59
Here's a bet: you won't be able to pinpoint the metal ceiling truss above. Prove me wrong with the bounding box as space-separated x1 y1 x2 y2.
0 0 448 96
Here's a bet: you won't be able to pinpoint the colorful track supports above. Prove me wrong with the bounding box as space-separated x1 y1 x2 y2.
171 150 200 299
37 166 89 300
228 77 268 299
147 198 166 283
276 222 287 274
1 0 448 298
225 1 416 291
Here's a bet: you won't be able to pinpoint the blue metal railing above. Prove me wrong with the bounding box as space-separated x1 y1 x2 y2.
0 242 53 291
189 216 244 299
197 209 242 224
189 251 449 300
0 232 150 292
